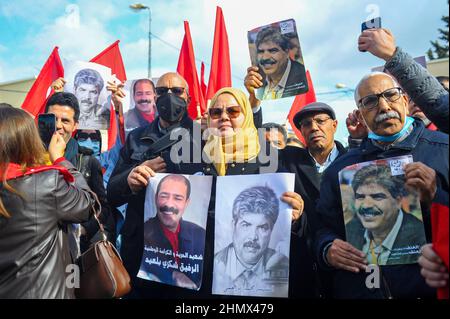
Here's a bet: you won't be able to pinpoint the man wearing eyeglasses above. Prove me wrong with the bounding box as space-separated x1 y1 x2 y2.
107 72 207 299
278 102 347 298
314 71 449 299
358 28 448 134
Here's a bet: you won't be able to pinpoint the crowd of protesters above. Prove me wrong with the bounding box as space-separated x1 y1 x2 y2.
0 27 448 299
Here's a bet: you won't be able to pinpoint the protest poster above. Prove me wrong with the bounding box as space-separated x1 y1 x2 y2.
138 173 212 290
120 78 157 137
212 173 295 298
339 155 426 265
248 19 308 100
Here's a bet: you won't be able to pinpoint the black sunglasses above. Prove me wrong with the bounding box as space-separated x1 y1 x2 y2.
155 86 185 96
77 132 99 141
208 106 242 120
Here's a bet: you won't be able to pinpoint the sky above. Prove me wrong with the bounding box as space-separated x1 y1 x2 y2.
0 0 448 144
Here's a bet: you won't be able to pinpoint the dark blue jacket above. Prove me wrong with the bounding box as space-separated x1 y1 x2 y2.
141 217 206 289
314 120 449 299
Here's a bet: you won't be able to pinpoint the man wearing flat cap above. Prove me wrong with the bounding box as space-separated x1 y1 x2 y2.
280 101 347 298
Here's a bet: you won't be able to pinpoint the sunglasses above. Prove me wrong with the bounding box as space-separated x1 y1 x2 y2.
208 106 242 120
77 132 99 141
155 86 185 96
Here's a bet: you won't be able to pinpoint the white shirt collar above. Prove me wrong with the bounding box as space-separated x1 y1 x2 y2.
309 143 339 174
262 59 292 100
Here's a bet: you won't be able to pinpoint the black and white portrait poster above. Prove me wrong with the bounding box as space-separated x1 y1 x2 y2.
339 155 426 266
63 60 112 130
248 19 308 100
138 173 212 290
212 173 295 298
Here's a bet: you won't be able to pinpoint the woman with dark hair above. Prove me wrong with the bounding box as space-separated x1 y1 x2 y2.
0 107 97 298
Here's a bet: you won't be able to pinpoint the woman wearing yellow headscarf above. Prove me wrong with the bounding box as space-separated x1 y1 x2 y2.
199 87 304 298
203 87 260 176
203 87 303 220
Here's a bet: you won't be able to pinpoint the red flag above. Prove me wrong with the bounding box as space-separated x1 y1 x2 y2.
177 21 205 119
200 62 207 103
205 6 232 102
431 202 449 299
287 70 316 145
21 47 64 116
90 40 127 149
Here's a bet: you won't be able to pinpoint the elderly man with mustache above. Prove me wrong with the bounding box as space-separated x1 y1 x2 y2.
279 102 347 298
314 71 449 299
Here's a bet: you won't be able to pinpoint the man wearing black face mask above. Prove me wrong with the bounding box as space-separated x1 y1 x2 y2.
107 72 205 298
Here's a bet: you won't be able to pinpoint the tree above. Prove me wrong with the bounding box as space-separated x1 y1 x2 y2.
428 1 449 60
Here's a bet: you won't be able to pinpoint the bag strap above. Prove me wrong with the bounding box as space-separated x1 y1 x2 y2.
87 191 107 241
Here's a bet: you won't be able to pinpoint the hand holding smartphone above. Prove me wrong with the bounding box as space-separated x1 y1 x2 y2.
360 17 382 52
38 113 56 149
361 17 382 32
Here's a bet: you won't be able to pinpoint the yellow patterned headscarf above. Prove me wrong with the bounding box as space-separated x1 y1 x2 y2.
203 87 260 176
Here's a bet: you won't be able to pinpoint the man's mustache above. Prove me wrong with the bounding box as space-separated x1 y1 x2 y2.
375 111 400 124
358 207 383 217
137 99 153 105
243 241 261 250
160 205 179 215
259 59 276 66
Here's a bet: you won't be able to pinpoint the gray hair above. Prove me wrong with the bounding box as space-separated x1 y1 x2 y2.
232 186 279 228
354 72 401 104
74 68 104 93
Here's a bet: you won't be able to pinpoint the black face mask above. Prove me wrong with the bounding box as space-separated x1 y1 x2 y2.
156 93 187 123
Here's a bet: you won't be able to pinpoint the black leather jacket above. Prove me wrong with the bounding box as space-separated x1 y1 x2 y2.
0 160 95 299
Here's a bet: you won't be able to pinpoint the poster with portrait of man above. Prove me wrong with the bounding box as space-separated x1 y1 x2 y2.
120 78 158 138
338 155 426 266
248 19 308 100
63 60 112 130
138 173 213 291
212 173 295 298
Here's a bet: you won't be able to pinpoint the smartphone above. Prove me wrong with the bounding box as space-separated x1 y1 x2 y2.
362 17 382 32
37 113 56 149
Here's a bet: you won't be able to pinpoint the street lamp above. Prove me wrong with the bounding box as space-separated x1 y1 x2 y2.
130 3 152 79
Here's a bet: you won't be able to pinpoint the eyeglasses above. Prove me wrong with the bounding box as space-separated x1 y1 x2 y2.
299 117 332 129
155 86 185 96
358 87 403 110
208 106 242 120
77 132 99 141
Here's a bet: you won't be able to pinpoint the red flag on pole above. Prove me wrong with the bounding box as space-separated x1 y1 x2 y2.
90 40 127 149
21 47 64 116
177 21 205 119
287 70 316 145
205 6 232 102
200 62 207 103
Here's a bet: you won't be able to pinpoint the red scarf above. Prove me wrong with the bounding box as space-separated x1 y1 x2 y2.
1 158 74 183
427 122 438 131
139 110 155 124
160 222 181 265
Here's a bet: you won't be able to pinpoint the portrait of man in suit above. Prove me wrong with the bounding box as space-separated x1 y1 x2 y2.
139 174 206 290
254 27 308 100
213 186 289 297
345 164 426 265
